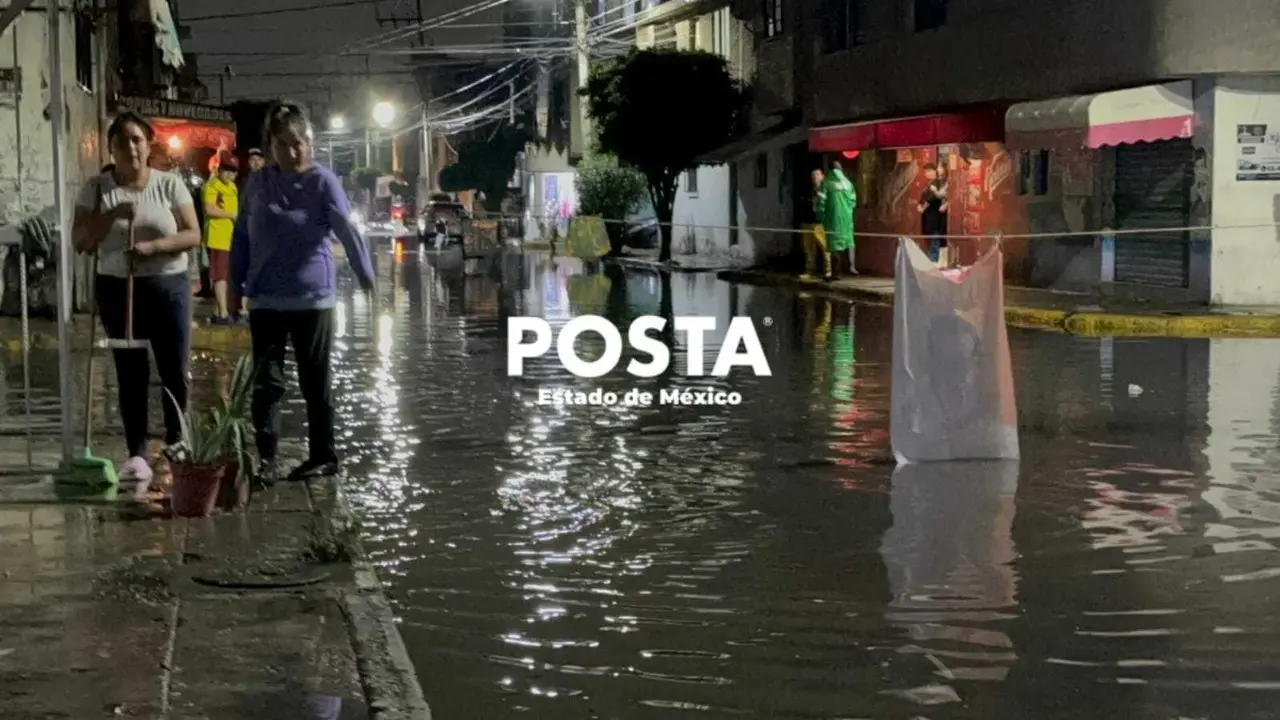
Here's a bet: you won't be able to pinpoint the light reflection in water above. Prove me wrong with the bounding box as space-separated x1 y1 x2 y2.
880 461 1020 687
273 253 1280 719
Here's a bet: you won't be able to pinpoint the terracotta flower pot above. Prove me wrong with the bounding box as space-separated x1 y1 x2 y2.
216 462 249 510
171 463 232 518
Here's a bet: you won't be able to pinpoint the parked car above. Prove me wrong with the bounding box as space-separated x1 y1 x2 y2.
418 197 470 248
623 197 660 250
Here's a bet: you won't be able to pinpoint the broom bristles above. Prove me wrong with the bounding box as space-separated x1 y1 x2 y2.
56 450 118 489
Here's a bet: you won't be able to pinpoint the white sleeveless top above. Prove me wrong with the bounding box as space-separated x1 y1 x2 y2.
74 170 195 278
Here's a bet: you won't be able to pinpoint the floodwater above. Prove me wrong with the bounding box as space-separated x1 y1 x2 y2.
15 248 1280 718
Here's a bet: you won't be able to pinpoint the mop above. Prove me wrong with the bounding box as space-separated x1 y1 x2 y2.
57 211 149 488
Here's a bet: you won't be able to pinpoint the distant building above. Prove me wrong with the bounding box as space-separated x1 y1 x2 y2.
804 0 1280 305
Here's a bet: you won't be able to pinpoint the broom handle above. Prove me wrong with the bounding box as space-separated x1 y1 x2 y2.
83 253 98 447
125 213 135 342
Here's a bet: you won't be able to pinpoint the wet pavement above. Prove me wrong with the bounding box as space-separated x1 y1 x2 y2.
5 246 1280 718
0 473 371 719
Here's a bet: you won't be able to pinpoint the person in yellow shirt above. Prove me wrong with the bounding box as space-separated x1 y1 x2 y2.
203 153 240 323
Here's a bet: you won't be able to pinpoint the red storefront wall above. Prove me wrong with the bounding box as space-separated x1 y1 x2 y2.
850 143 1029 281
811 107 1032 282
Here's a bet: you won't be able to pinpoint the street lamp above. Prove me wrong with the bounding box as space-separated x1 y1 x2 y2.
372 101 396 129
329 115 346 131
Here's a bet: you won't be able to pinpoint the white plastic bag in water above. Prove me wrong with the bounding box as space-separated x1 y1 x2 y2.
890 239 1019 464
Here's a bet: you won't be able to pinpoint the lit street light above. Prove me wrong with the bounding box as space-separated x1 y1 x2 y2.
372 101 396 129
329 115 346 131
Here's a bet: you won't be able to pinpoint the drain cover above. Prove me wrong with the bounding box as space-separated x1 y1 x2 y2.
192 562 330 590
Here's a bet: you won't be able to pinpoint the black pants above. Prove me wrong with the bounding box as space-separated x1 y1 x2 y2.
249 308 336 462
97 273 191 458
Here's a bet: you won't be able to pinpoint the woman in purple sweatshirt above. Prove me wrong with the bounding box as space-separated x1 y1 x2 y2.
231 102 376 483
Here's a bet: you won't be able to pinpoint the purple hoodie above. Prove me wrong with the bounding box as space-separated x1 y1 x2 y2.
230 164 375 311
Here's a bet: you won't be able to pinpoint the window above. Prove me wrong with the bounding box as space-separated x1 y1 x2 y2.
1017 150 1051 196
762 0 783 39
711 10 726 56
688 18 698 51
914 0 947 32
821 0 864 53
74 10 93 91
685 168 699 195
754 153 768 188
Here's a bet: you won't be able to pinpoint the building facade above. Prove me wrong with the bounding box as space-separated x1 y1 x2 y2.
0 0 187 311
805 0 1280 305
634 0 758 262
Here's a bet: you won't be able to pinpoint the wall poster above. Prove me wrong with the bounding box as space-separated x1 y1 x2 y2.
1236 123 1280 181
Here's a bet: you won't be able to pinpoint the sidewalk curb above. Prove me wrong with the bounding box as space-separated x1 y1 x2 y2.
4 325 251 354
606 256 736 274
321 479 432 720
718 269 1280 338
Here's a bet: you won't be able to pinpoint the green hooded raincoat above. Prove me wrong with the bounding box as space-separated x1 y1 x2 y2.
815 168 856 252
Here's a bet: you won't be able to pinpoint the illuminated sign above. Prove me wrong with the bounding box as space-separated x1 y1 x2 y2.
112 95 233 125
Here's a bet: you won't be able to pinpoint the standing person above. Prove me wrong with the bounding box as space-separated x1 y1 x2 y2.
918 163 949 263
816 160 857 280
233 149 266 317
71 111 201 487
203 152 240 324
246 148 266 174
231 102 376 483
807 168 832 279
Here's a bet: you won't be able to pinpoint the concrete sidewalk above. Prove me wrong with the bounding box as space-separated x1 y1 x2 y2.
0 440 429 720
719 268 1280 338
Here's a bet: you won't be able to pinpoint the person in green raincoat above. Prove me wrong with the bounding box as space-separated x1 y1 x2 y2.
814 160 857 280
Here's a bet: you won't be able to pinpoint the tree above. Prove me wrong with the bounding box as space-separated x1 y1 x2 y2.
351 167 381 194
438 126 530 211
583 49 748 263
575 154 647 256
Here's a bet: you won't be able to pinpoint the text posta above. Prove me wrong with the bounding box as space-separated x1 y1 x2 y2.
507 316 772 378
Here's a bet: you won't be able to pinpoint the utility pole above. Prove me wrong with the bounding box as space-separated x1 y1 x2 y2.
421 104 432 194
49 0 73 462
574 0 590 154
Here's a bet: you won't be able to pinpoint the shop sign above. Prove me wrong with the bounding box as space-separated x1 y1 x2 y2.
112 95 233 124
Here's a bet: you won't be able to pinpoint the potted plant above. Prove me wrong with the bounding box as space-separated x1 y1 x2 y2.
167 355 257 518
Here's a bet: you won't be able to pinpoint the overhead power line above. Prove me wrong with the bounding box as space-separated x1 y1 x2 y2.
184 0 382 22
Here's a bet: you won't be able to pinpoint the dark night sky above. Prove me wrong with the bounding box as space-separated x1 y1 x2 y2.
176 0 506 112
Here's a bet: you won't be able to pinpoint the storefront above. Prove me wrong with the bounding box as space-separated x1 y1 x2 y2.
808 105 1027 279
111 95 236 176
1005 81 1198 291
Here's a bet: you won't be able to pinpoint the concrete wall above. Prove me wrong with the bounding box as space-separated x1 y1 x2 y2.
734 148 792 263
1209 75 1280 306
0 4 106 224
813 0 1280 124
672 165 731 255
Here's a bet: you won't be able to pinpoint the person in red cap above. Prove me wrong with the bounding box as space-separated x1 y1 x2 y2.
202 152 240 323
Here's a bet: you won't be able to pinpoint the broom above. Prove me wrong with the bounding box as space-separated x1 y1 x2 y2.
55 240 117 489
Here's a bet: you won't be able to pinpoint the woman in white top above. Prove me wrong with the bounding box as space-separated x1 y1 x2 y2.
71 112 201 486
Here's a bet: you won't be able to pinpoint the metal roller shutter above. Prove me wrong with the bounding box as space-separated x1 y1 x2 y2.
1114 139 1193 287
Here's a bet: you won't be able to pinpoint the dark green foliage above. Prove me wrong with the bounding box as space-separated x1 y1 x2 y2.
576 154 647 255
351 167 381 194
583 49 748 262
438 126 531 210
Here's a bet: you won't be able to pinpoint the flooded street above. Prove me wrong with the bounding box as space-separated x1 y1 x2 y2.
308 250 1277 720
12 249 1280 719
